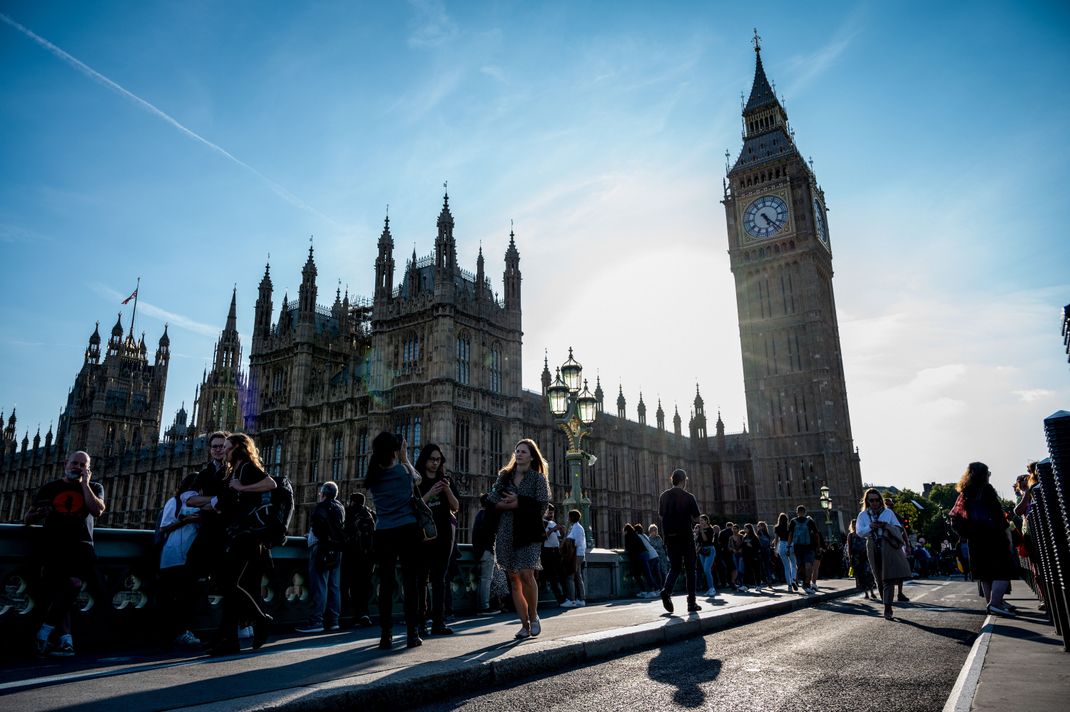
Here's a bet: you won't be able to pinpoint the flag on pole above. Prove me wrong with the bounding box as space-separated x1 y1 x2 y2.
121 288 138 305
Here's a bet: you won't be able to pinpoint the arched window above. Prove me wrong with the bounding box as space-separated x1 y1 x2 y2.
489 344 502 393
456 334 470 385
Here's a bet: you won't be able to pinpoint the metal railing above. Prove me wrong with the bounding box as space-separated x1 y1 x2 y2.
0 524 624 659
1027 410 1070 651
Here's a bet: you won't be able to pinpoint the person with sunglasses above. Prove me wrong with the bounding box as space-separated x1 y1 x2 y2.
856 488 911 619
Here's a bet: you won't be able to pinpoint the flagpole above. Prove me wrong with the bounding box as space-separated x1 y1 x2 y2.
130 276 141 338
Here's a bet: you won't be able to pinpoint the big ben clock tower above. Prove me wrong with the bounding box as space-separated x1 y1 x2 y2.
723 33 862 522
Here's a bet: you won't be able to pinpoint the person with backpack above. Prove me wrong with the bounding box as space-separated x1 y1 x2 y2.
343 492 376 627
207 433 277 656
787 505 820 594
296 481 346 634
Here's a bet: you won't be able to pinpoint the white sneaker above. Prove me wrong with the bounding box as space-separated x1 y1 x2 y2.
514 625 531 640
530 617 541 636
561 599 576 608
238 626 254 640
575 600 586 607
705 588 718 597
175 630 202 646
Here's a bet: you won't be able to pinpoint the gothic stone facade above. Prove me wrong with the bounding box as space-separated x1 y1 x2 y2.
1 42 861 542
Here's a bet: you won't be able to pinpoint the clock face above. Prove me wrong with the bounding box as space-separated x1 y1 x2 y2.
743 195 788 238
813 199 829 245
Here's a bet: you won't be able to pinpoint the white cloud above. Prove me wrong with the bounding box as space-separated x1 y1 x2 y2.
1013 389 1055 403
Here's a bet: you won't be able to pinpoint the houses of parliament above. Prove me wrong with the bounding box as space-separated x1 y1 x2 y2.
0 42 863 547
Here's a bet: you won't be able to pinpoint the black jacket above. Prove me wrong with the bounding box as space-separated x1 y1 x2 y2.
513 495 545 548
310 499 346 549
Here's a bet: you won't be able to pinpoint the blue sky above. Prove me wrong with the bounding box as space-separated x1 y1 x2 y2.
2 1 1068 497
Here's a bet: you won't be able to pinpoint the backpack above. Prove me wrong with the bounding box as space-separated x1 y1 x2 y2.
792 517 812 546
345 507 376 556
267 475 295 546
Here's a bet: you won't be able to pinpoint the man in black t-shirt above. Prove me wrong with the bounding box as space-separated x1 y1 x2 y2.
24 450 106 657
184 431 230 577
657 468 702 614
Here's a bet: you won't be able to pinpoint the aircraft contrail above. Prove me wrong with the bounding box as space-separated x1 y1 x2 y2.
0 12 342 229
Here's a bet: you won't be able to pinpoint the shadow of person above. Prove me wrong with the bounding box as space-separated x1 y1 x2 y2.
894 616 977 645
646 636 721 708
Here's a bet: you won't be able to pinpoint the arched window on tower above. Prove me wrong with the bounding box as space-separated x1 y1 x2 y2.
456 334 471 385
489 344 502 393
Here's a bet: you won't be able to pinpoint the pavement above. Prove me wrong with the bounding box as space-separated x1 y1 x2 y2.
0 577 1065 711
943 584 1069 712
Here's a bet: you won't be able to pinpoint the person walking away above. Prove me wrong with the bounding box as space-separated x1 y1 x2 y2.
561 509 587 608
856 488 912 620
773 513 797 590
788 506 820 594
342 492 376 627
24 451 105 657
742 524 763 590
755 521 774 590
658 469 702 614
950 462 1017 617
695 515 717 596
539 505 567 605
297 481 346 633
365 432 424 649
637 523 662 598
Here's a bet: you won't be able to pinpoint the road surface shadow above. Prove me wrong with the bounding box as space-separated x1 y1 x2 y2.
647 636 720 708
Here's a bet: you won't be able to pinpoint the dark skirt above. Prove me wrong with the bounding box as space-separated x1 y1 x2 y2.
966 530 1017 582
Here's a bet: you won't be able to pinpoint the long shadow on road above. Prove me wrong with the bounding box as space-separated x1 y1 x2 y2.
647 636 720 708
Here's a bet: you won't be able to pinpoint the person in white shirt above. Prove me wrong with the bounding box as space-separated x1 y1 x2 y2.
561 509 587 607
539 505 567 605
157 483 203 647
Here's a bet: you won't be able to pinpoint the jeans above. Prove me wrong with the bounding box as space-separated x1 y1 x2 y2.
374 524 422 633
477 550 495 609
698 547 716 590
307 544 341 627
733 553 745 582
661 532 697 603
777 540 797 584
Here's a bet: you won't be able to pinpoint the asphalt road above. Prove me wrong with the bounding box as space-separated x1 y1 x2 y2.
408 579 987 712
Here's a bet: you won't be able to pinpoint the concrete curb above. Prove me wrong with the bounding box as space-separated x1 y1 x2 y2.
941 614 994 712
184 588 855 711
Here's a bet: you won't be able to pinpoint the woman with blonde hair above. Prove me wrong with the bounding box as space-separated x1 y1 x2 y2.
485 439 551 639
855 488 911 620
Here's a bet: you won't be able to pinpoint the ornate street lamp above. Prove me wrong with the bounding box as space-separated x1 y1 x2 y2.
547 347 597 548
819 484 835 544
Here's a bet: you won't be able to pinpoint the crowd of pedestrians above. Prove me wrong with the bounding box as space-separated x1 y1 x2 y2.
22 435 1043 657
